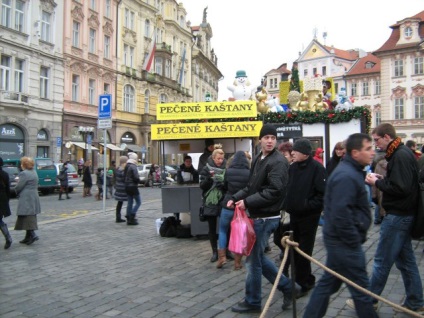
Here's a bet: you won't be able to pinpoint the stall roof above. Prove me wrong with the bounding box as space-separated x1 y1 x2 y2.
71 142 99 150
99 143 122 151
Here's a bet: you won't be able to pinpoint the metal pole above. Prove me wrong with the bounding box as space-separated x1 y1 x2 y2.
102 129 107 213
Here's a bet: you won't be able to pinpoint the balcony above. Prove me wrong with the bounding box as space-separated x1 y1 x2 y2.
140 71 191 97
0 91 29 104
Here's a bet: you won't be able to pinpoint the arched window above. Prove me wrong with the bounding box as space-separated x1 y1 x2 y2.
123 84 135 112
144 19 150 37
144 89 150 113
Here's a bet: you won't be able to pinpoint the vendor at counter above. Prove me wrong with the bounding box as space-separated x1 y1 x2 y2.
177 156 199 184
198 139 215 171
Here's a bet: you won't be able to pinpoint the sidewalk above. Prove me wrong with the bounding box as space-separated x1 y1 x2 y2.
1 198 423 318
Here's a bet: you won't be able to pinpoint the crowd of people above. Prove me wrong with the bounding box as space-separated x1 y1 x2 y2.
1 122 424 317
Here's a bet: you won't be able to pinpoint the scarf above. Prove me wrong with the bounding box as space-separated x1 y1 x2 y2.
205 163 225 205
385 137 402 160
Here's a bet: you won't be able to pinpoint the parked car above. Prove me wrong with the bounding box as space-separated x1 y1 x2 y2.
3 165 19 197
164 165 178 180
54 163 80 192
137 164 157 186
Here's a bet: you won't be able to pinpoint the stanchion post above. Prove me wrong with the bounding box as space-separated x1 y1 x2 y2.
289 230 297 317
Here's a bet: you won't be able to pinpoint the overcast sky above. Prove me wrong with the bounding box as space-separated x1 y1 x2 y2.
181 0 424 101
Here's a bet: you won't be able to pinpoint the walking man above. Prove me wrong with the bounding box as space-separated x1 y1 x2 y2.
350 123 424 313
304 133 378 318
228 124 297 313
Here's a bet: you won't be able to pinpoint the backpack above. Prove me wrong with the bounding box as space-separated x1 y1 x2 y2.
159 216 180 237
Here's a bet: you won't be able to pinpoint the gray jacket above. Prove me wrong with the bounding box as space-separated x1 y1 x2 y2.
15 169 41 216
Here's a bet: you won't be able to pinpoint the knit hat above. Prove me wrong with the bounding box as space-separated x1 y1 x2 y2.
259 124 277 139
293 138 312 156
128 152 138 161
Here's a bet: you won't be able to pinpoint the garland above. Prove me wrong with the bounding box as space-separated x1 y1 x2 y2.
180 107 372 134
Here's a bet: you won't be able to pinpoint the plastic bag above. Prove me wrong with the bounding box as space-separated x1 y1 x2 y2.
228 206 256 256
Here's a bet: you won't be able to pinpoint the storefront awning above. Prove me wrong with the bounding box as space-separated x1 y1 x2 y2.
71 142 99 150
99 143 123 151
126 144 143 152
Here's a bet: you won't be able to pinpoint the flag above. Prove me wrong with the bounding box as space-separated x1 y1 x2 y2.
178 47 186 84
142 34 156 72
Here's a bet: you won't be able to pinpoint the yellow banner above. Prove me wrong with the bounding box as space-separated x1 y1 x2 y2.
156 101 257 120
151 121 263 140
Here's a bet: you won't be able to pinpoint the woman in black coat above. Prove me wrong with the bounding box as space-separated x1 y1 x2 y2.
82 159 93 197
0 157 12 249
326 141 345 177
58 161 70 200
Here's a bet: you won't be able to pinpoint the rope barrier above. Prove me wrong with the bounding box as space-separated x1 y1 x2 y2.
259 235 423 318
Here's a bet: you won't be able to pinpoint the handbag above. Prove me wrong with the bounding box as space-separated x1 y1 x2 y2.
199 206 206 222
228 206 256 256
411 182 424 240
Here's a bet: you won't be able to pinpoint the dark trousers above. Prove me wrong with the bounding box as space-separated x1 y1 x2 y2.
207 216 218 251
285 213 320 289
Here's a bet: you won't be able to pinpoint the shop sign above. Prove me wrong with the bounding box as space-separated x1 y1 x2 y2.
156 101 257 120
274 123 303 139
0 124 24 140
151 121 263 141
120 133 135 144
37 129 48 141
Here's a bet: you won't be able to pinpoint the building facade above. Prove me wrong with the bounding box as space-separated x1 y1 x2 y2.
0 0 64 161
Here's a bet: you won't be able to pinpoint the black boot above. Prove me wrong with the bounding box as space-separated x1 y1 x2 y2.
116 211 125 223
66 189 71 199
0 223 12 249
20 231 30 244
26 230 39 245
210 248 218 262
127 215 139 225
59 192 63 200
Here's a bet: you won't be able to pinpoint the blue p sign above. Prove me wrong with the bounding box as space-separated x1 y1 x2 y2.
98 94 112 119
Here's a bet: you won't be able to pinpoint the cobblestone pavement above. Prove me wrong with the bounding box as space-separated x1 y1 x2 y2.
1 192 423 318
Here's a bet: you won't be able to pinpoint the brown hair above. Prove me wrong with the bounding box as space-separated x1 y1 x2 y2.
278 141 293 153
372 123 396 139
20 156 34 170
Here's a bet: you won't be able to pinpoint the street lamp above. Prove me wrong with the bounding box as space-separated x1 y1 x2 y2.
78 126 95 160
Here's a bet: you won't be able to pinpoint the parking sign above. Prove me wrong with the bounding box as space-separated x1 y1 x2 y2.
98 94 112 119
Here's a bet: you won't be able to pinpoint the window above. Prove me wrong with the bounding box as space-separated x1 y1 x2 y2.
414 57 423 75
304 69 308 76
123 84 134 112
72 21 80 47
41 11 51 42
1 0 11 28
144 89 150 113
144 19 150 37
362 81 369 96
415 96 424 119
105 0 111 18
351 83 357 96
165 59 171 78
394 98 404 119
90 0 96 10
155 57 163 75
88 79 95 104
375 110 381 126
72 74 79 101
313 67 317 75
394 60 404 77
124 44 134 67
103 83 110 94
322 66 326 76
0 55 11 90
104 35 110 59
160 93 167 103
14 0 23 32
124 8 134 30
40 66 49 98
179 15 184 28
374 80 381 95
89 28 96 53
14 58 24 92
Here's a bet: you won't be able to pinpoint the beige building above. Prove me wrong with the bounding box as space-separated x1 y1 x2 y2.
0 0 64 161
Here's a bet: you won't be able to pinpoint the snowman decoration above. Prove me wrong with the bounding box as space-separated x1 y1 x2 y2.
227 70 256 100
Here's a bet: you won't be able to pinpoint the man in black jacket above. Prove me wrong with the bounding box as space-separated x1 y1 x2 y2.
177 155 199 184
304 133 378 318
351 123 424 313
228 124 297 313
284 138 326 294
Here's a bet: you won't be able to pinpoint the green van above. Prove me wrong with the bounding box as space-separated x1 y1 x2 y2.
3 157 57 195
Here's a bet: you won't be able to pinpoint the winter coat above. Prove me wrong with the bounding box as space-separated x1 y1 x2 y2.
177 163 199 184
0 168 11 217
82 166 92 187
96 170 104 187
198 148 212 172
326 147 343 177
232 148 288 218
313 148 324 165
59 166 69 187
124 162 139 196
375 143 419 216
114 167 128 202
323 154 372 247
15 169 41 216
221 151 250 209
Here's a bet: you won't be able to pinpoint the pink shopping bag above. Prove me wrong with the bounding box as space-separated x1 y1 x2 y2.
228 206 256 256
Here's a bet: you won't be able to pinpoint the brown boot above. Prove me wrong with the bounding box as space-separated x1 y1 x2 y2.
216 249 227 269
234 253 243 270
83 187 87 197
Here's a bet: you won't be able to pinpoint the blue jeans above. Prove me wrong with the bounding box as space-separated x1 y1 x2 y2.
126 193 141 217
245 218 292 307
370 214 423 309
304 240 378 318
218 208 234 249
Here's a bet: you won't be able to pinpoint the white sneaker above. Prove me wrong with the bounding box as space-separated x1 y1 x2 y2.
346 298 378 310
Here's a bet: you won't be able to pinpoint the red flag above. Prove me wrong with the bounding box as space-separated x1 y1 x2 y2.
142 38 156 72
